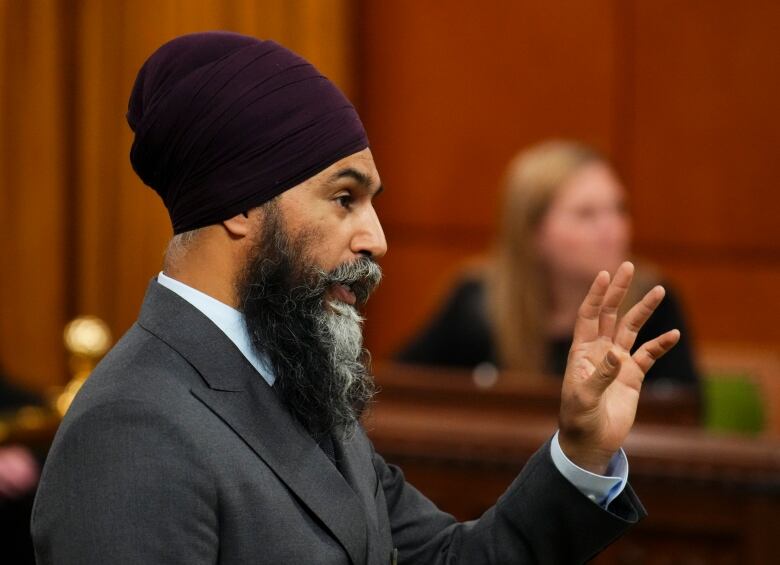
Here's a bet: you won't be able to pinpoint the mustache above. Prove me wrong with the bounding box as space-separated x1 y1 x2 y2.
321 256 382 305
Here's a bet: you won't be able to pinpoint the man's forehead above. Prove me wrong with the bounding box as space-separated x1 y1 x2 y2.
319 148 381 189
281 148 382 202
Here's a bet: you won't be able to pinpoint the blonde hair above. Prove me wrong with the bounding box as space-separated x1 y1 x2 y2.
488 140 650 373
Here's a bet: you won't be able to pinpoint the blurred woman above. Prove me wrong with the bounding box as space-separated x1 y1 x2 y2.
398 140 698 387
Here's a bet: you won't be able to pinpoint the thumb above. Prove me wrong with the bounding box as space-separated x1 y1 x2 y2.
588 349 621 395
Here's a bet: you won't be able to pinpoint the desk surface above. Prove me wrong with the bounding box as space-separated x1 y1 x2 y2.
368 364 780 564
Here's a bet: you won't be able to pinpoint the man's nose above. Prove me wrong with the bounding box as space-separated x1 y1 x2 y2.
352 207 387 259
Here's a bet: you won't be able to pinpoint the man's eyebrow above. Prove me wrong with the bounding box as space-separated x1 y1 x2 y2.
327 167 384 197
329 167 371 186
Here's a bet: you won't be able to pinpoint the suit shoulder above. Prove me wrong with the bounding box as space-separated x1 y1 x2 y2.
59 323 208 437
78 323 199 396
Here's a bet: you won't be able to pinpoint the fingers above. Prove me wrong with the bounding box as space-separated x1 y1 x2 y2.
574 261 636 345
573 270 611 344
586 349 622 396
615 285 666 351
598 262 635 339
632 329 681 374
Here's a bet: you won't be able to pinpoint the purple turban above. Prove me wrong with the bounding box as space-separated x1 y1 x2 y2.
127 32 368 234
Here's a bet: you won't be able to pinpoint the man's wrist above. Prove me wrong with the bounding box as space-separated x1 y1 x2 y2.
557 433 616 475
550 432 628 507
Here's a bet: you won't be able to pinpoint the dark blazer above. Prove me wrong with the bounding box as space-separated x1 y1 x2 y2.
32 280 645 564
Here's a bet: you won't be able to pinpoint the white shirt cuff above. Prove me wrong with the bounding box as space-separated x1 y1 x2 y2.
550 430 628 508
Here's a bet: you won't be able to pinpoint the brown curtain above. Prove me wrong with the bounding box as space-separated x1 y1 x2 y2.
0 0 356 391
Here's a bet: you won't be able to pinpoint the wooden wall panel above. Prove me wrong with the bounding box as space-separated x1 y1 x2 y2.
628 1 780 252
660 260 780 345
624 1 780 350
0 1 68 390
360 0 618 233
359 0 780 360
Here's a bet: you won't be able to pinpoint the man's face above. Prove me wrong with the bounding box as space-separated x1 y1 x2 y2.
273 147 387 306
235 148 386 440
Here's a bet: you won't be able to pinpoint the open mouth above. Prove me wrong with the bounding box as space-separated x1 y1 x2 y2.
327 283 357 305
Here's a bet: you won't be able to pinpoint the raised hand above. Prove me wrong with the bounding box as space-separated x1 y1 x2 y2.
558 261 681 474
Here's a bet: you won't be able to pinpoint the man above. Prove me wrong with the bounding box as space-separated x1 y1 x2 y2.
31 32 680 564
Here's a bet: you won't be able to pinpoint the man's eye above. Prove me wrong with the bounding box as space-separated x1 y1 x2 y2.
336 194 353 209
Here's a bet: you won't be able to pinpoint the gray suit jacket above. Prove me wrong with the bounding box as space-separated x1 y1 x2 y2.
32 281 645 564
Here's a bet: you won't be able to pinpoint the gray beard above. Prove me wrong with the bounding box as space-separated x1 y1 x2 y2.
236 201 381 440
320 301 368 416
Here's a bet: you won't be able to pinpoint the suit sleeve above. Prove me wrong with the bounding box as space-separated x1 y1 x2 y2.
377 440 645 564
31 399 219 565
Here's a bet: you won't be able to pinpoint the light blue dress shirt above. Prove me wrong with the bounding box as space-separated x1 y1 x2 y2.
157 272 628 507
157 272 275 386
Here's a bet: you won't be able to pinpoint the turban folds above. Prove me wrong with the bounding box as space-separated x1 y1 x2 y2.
127 32 369 234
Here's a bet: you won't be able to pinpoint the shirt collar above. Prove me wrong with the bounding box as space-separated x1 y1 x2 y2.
156 272 275 386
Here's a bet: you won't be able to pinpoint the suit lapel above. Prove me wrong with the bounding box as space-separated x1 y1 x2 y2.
336 432 379 514
336 431 385 562
138 280 368 565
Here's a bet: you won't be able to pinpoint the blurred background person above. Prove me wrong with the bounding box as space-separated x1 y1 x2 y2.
0 369 42 565
398 140 699 388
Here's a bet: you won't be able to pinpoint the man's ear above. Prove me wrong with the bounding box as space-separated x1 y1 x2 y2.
222 211 253 238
